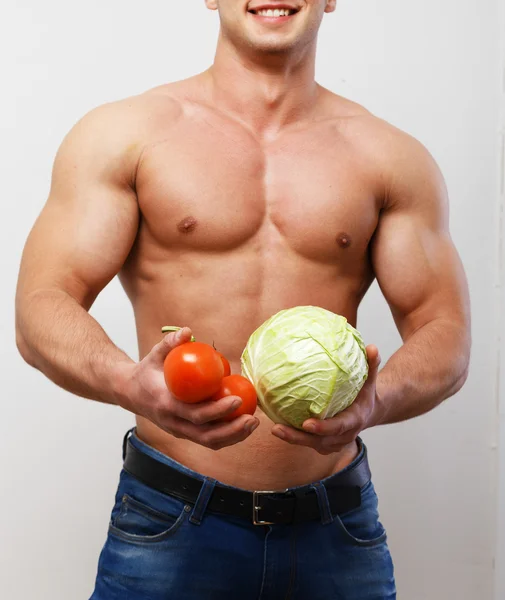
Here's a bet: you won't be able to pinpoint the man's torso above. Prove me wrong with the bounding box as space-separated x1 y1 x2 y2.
114 76 395 490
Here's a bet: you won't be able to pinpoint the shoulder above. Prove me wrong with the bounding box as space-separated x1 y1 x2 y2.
324 92 435 163
321 91 446 209
359 117 447 211
55 81 192 183
65 83 187 148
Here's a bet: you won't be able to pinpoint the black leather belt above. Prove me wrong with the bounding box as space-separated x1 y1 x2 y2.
123 438 371 525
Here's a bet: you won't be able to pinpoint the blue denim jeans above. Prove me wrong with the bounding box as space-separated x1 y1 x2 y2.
90 432 396 599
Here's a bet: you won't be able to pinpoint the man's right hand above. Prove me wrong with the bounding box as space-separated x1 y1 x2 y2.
114 327 260 450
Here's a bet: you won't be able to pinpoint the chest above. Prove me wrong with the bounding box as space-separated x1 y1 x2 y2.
135 116 381 262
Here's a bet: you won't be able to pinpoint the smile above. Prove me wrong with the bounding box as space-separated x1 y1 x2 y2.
248 5 299 20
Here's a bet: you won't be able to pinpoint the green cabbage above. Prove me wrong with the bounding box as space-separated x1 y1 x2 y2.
241 306 368 430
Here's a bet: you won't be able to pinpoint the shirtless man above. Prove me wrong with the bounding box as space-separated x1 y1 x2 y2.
15 1 471 598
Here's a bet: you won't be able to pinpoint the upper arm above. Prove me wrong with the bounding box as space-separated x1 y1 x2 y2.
16 102 141 311
371 130 470 341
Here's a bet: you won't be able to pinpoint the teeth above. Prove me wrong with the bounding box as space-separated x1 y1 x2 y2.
256 8 293 17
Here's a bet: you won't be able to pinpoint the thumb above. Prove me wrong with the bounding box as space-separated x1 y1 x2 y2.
365 345 381 384
150 327 193 364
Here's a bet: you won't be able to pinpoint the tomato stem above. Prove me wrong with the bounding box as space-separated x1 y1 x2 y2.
161 326 196 342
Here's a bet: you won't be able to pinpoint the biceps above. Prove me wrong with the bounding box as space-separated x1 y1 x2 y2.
371 212 469 339
18 183 139 310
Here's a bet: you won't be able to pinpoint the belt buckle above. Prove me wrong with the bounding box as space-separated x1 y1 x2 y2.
252 489 289 526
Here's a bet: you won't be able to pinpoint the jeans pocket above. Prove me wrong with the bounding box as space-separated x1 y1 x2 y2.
108 493 190 544
333 482 388 548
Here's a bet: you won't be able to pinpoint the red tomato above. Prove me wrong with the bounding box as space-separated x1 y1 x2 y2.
211 375 258 421
216 352 231 377
164 342 225 403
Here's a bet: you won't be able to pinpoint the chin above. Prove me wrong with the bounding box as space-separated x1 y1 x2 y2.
245 32 301 53
249 40 297 53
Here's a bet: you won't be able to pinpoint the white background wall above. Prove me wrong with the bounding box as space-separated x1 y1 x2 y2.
2 1 503 599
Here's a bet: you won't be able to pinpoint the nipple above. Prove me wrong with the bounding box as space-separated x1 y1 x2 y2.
336 232 352 249
177 216 198 234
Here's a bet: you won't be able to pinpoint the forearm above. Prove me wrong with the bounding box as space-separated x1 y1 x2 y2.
16 289 134 405
373 319 470 426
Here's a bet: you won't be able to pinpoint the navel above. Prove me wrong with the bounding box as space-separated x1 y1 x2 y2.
336 232 352 249
177 216 198 234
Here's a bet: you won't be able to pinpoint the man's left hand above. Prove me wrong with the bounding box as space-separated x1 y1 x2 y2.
271 345 383 455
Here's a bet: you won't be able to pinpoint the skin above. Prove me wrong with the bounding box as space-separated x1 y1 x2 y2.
15 0 471 491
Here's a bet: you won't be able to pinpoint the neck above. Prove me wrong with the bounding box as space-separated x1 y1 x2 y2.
204 33 320 136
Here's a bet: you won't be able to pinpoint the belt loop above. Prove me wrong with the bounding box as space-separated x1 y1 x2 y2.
122 427 135 461
190 477 216 526
310 482 334 525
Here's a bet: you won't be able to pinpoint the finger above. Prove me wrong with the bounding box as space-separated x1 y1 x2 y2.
302 408 360 436
321 430 360 448
171 395 243 425
168 414 260 451
150 327 193 364
201 415 260 450
271 425 319 448
365 344 381 381
272 424 355 455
